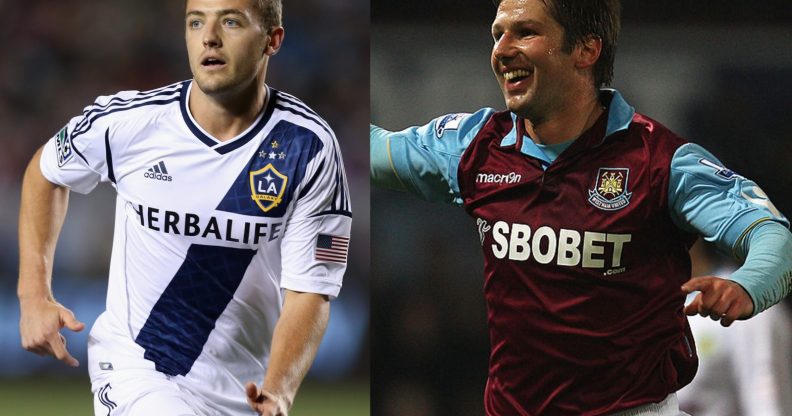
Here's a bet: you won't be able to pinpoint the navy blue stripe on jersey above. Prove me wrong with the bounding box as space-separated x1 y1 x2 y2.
73 85 181 138
78 83 181 121
178 80 215 147
297 159 325 200
135 244 257 377
216 120 324 218
104 129 115 184
333 148 351 213
313 209 353 218
71 96 181 141
215 89 277 155
178 81 277 154
273 91 334 135
273 103 333 138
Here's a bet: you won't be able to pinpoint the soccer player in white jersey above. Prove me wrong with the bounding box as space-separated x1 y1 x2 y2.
17 0 352 415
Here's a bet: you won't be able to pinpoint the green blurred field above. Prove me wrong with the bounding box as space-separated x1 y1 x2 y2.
0 377 369 415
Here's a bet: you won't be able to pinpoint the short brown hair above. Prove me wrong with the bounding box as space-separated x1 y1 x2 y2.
493 0 620 87
253 0 282 30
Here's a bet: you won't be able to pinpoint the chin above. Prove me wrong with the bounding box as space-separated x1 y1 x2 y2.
194 76 236 95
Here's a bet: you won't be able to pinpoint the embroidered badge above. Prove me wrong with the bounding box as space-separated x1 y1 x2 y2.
434 114 466 138
55 126 73 167
250 164 288 212
588 168 632 211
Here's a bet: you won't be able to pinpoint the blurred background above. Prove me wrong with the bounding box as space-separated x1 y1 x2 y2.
372 1 792 415
0 0 369 414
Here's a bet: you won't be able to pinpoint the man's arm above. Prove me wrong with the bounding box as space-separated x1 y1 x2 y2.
670 143 792 326
246 290 329 416
18 146 85 366
370 109 495 205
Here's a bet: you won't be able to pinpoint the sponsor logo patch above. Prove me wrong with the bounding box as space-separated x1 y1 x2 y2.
588 167 632 211
435 114 466 138
55 126 73 167
250 164 288 212
698 158 740 180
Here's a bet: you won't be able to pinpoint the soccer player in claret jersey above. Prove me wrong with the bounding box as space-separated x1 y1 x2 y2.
18 0 351 415
371 0 792 415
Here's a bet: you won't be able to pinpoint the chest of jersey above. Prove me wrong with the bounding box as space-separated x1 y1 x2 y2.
460 127 675 280
111 118 322 249
456 111 699 415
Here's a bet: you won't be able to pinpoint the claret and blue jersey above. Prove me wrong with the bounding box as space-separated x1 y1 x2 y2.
371 89 788 415
40 80 351 414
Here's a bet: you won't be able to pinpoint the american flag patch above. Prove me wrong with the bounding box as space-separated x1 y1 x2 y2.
315 234 350 263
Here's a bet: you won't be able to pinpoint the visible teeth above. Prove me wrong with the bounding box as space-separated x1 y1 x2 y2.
503 69 532 81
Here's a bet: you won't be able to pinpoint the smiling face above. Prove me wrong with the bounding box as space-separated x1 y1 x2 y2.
491 0 585 123
185 0 282 97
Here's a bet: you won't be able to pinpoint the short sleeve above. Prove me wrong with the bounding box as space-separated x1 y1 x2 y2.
668 143 788 257
39 93 136 194
280 130 352 299
370 108 494 205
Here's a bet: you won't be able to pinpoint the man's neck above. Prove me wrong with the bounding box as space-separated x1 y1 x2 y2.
523 91 604 146
188 79 267 142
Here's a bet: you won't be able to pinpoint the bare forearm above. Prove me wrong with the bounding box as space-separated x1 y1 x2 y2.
263 290 330 409
18 146 69 301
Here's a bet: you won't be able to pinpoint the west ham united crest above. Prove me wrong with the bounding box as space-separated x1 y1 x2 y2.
250 164 288 212
588 168 632 211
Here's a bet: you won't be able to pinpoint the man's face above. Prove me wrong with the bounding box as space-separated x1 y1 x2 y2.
185 0 274 95
491 0 578 122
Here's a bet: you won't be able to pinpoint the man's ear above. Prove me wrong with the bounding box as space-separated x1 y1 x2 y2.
263 26 284 56
574 34 602 71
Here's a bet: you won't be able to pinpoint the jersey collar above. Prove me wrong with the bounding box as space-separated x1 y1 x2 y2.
502 88 636 153
179 80 276 155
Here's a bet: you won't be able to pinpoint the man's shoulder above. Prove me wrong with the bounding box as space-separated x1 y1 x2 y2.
270 88 336 141
627 111 688 150
70 81 185 140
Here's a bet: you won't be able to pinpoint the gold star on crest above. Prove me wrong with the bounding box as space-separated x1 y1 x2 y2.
271 140 279 149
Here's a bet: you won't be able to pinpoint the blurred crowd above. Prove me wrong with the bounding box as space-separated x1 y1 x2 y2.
0 0 369 381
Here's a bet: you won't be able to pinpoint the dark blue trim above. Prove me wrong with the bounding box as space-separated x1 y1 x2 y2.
179 81 277 155
74 86 181 137
71 96 181 141
71 138 89 165
311 209 352 218
297 159 325 200
274 91 333 131
273 103 333 137
178 80 216 147
104 129 115 184
135 244 257 376
215 91 276 155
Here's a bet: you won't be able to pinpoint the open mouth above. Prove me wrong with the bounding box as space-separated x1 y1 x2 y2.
201 57 226 68
503 69 533 84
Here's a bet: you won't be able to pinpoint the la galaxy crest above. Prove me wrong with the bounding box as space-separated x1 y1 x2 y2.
250 164 288 212
588 168 632 211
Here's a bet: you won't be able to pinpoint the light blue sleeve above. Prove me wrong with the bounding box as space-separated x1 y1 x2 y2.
669 142 791 315
730 221 792 316
370 108 495 205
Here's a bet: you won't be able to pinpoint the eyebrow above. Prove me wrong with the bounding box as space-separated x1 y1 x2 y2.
185 8 247 19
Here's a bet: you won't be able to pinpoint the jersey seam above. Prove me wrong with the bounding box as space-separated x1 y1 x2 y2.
385 136 407 189
731 217 774 259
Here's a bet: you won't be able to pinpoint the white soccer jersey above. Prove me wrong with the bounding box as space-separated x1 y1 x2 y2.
39 80 352 414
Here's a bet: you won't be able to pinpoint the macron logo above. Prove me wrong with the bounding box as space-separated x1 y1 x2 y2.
144 161 173 182
476 171 522 184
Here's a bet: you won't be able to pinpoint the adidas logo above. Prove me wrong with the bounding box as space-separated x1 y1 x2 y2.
143 161 173 182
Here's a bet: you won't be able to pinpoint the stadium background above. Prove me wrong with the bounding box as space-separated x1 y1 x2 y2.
0 0 369 414
372 1 792 415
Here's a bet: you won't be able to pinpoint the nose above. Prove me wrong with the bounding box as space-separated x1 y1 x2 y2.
492 32 517 63
202 20 222 48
